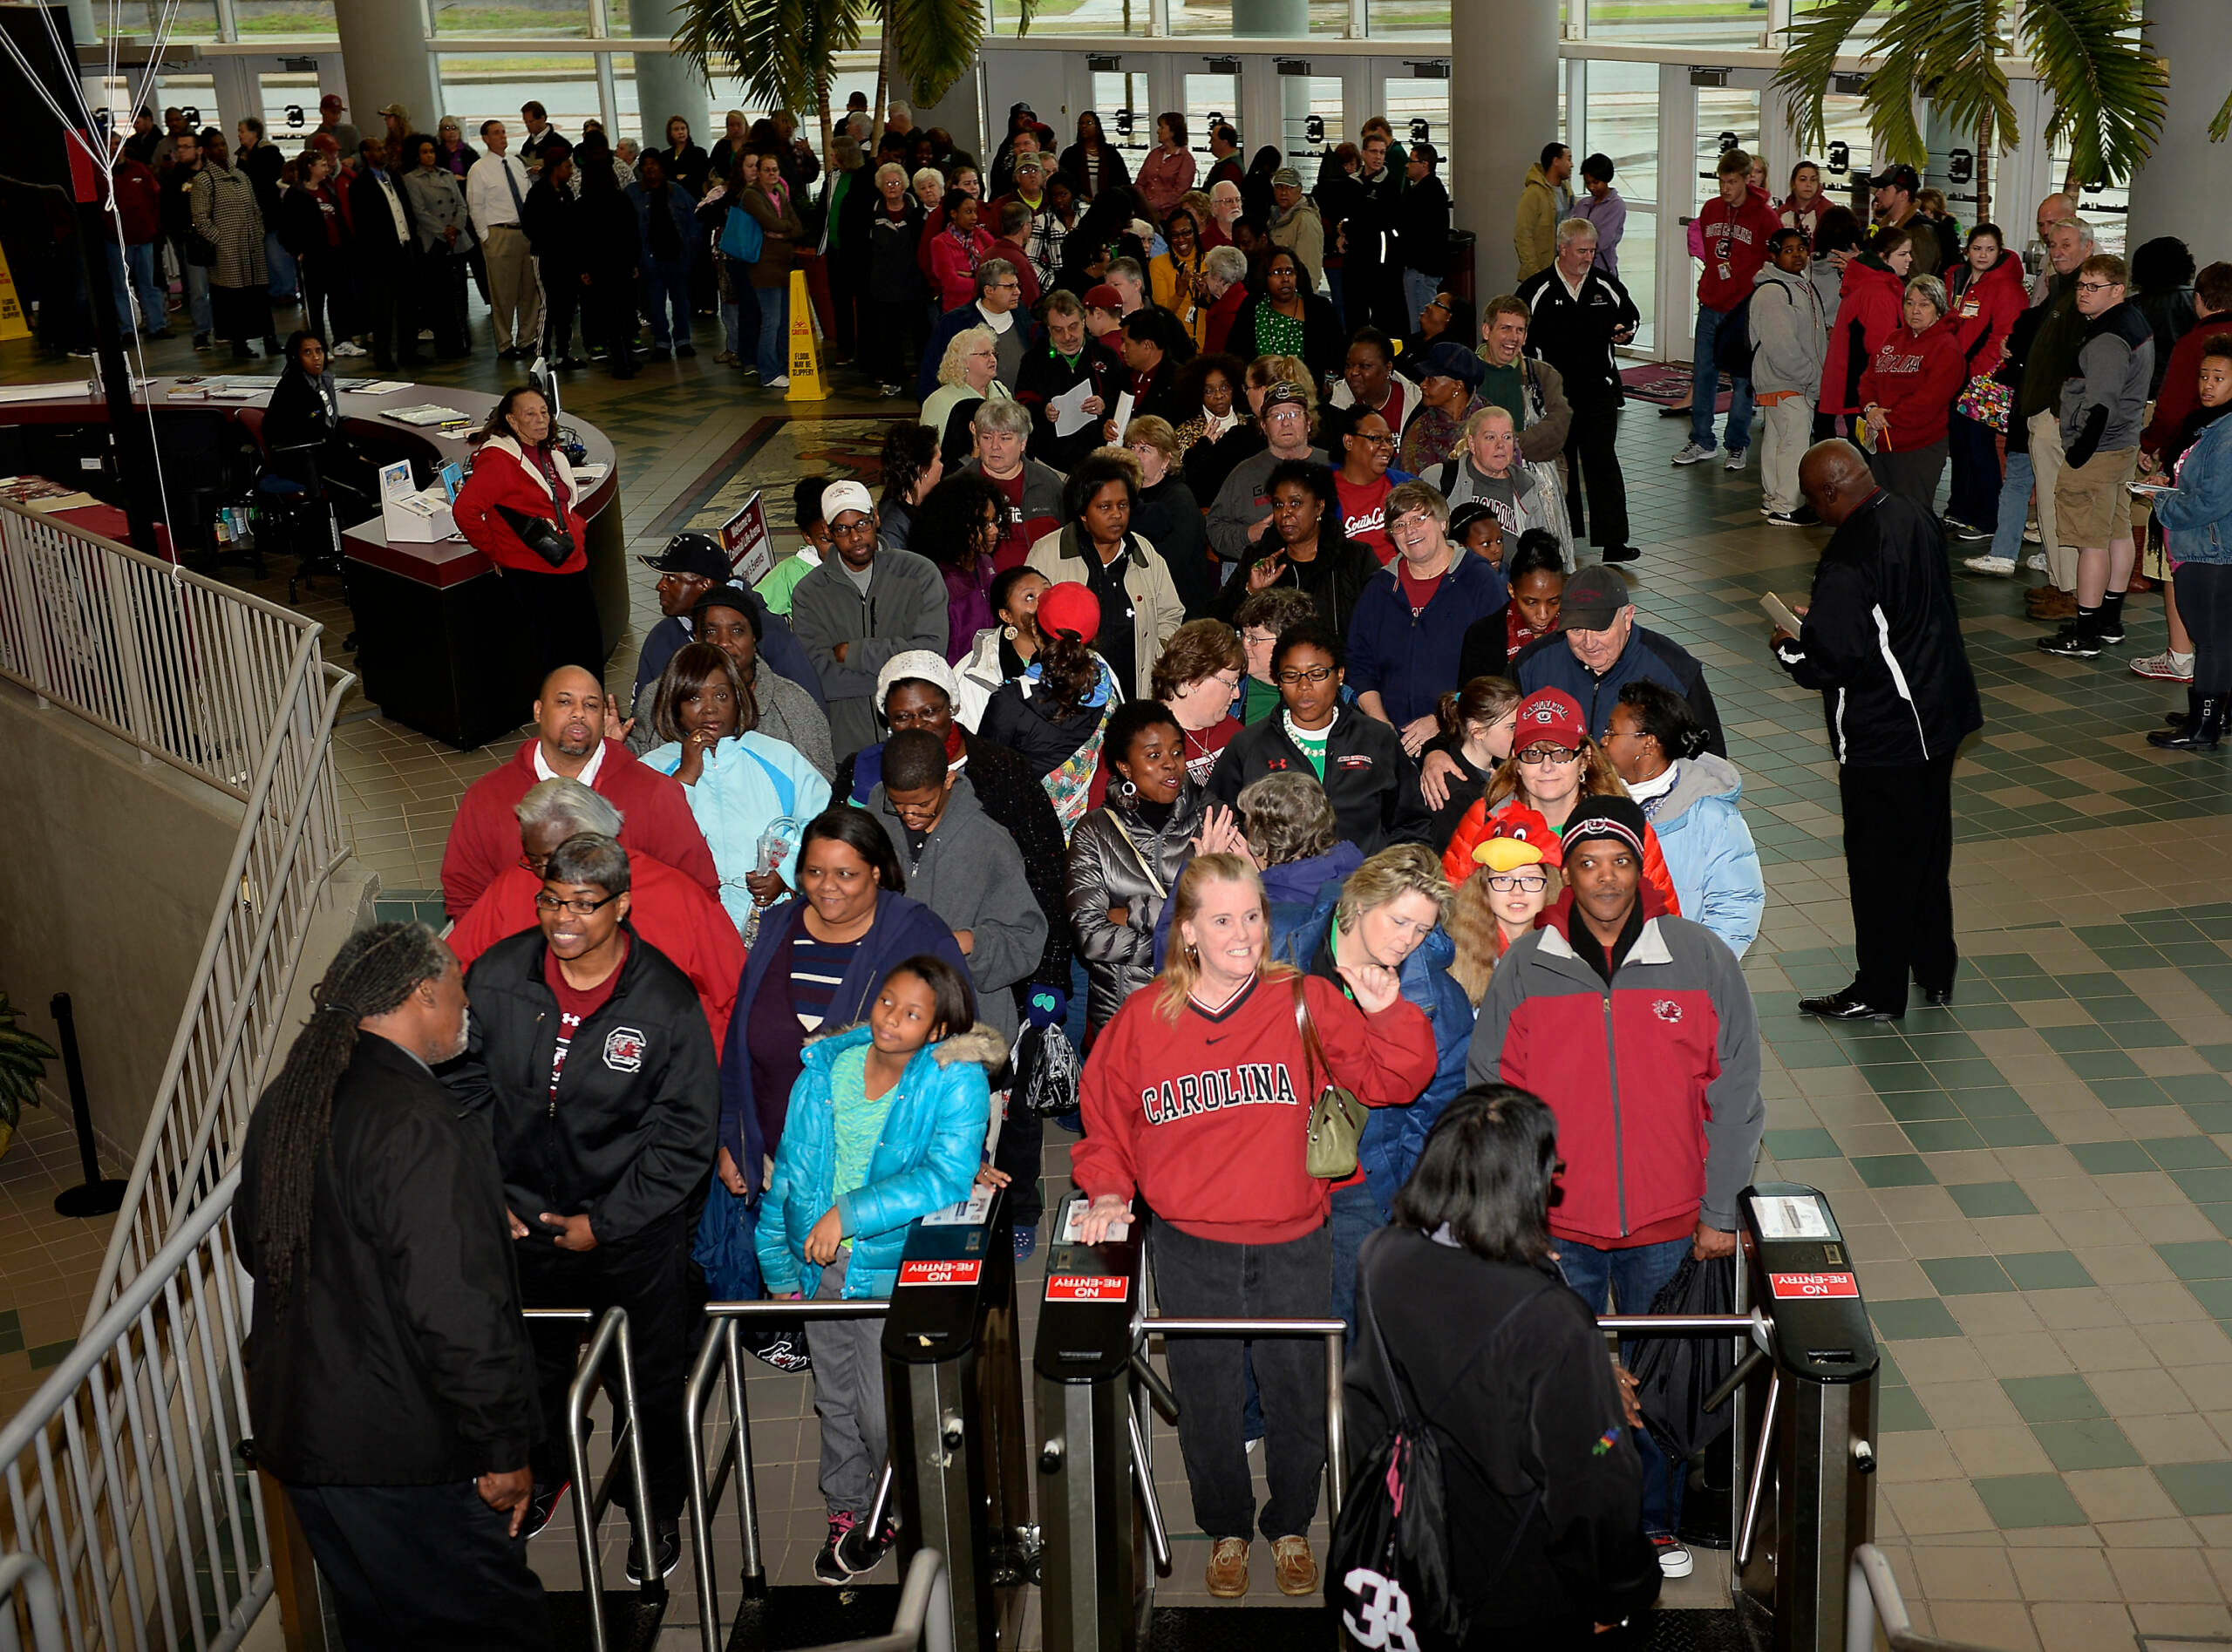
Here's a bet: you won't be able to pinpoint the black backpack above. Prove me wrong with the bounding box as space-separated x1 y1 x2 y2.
1714 289 1757 380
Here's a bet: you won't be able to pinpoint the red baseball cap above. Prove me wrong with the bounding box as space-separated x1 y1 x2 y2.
1035 581 1101 644
1083 283 1123 313
1510 688 1588 751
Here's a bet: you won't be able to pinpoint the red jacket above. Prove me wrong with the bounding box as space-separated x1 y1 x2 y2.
1694 185 1780 314
2144 317 2232 457
1820 258 1904 417
927 225 995 311
108 160 163 245
1072 971 1434 1244
454 435 588 575
1946 251 2025 377
439 738 718 916
1443 794 1681 919
1857 317 1967 453
448 850 745 1047
1202 280 1248 357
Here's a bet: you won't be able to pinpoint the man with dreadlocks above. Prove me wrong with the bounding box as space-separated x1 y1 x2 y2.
449 831 718 1586
238 922 548 1648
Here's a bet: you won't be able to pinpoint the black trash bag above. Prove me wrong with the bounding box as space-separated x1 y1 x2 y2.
1630 1253 1739 1465
1011 1021 1081 1118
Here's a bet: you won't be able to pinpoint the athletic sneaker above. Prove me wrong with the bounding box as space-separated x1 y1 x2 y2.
2038 625 2103 660
2024 551 2049 572
624 1521 681 1585
2131 649 2195 682
332 340 366 357
1671 441 1716 466
766 374 792 388
2024 520 2043 544
1764 510 1809 527
521 1476 570 1540
836 1512 897 1578
815 1512 859 1585
1962 554 2016 576
1654 1534 1695 1579
1723 447 1748 472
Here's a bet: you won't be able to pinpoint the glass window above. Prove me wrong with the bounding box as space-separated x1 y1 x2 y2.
1616 207 1657 351
996 0 1150 32
1091 71 1157 175
437 53 603 144
233 0 337 39
1807 92 1875 225
1691 87 1760 216
1585 0 1766 47
258 74 324 144
1280 76 1347 169
1369 0 1454 39
152 74 221 131
1167 0 1352 35
431 0 592 37
1577 58 1657 207
1184 72 1240 182
1382 77 1451 180
140 1 217 38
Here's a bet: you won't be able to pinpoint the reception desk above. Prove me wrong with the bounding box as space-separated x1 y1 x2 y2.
0 375 626 751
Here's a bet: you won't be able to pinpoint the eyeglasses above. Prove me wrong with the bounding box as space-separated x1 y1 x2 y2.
1277 665 1337 686
534 889 622 916
2075 280 2120 294
1353 432 1397 447
1516 744 1579 765
1242 629 1277 648
1486 873 1548 893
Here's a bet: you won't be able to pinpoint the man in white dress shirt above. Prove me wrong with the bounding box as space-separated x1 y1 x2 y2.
467 120 544 359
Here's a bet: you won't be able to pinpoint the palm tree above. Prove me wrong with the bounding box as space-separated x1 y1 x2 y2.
676 0 1038 180
1773 0 2167 226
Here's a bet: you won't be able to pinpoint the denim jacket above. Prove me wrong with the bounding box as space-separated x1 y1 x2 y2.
2156 412 2232 568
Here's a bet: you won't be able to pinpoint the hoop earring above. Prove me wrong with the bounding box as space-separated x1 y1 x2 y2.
1003 623 1018 640
1119 778 1138 800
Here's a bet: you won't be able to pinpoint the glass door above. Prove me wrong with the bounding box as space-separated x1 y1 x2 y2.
1681 81 1765 352
1572 58 1660 351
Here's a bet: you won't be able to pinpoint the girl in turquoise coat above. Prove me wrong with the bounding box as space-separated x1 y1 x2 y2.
753 955 1000 1583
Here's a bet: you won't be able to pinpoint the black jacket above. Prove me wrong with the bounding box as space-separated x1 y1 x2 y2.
978 679 1108 783
1348 1227 1662 1640
239 1033 540 1485
522 173 585 276
1017 337 1117 472
1516 264 1640 408
1211 527 1380 642
346 167 418 261
276 183 349 262
1772 488 1981 767
1226 292 1349 392
1206 701 1430 853
1134 475 1215 619
448 927 719 1245
1392 173 1451 277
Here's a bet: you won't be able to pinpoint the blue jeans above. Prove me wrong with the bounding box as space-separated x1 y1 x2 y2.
1401 268 1439 334
1555 1234 1692 1537
105 241 165 337
1689 303 1755 454
182 260 213 336
1329 1181 1384 1345
1988 448 2036 564
1947 410 2002 531
721 299 745 358
642 255 690 348
756 284 789 379
263 231 298 302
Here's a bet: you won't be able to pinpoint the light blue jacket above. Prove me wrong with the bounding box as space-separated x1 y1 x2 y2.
2154 413 2232 568
753 1022 1000 1300
1640 755 1765 959
643 731 832 932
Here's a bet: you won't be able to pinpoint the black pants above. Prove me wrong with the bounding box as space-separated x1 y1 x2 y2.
514 1215 702 1526
358 255 416 368
297 248 349 346
540 259 580 359
503 566 604 688
1147 1216 1330 1542
990 1091 1044 1227
212 282 266 351
587 269 636 375
1562 397 1629 550
418 250 471 355
1841 752 1957 1010
2179 561 2232 696
286 1480 551 1651
870 297 921 388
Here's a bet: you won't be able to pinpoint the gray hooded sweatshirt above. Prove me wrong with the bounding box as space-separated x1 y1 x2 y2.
789 547 949 759
1749 261 1827 398
867 773 1047 1041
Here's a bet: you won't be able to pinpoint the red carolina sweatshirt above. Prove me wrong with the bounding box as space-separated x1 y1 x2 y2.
1072 971 1435 1244
439 738 719 917
1695 185 1781 315
1856 319 1968 453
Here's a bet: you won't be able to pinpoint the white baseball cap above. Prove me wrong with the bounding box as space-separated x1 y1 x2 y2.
820 480 874 523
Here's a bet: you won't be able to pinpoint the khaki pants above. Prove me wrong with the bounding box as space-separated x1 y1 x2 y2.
1759 393 1814 514
2028 409 2074 590
482 224 542 352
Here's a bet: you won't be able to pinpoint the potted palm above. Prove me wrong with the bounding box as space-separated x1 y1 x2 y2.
0 992 58 1160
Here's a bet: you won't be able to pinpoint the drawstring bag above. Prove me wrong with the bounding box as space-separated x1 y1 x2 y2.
1630 1252 1739 1465
691 1175 812 1374
1011 1020 1081 1118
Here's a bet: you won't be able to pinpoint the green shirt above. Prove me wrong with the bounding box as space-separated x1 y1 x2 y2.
1241 676 1283 725
1284 711 1330 778
829 1045 897 1250
1478 358 1526 432
754 548 820 617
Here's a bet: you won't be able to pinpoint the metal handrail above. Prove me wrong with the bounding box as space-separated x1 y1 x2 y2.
687 1300 894 1652
531 1305 657 1651
0 1553 66 1652
1140 1315 1351 1520
0 1168 271 1652
793 1547 953 1652
1848 1544 2007 1652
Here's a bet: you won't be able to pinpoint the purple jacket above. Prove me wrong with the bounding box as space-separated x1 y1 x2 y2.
1575 187 1627 277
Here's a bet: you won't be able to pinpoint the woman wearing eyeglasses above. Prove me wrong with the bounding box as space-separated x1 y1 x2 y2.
1330 406 1412 563
1446 806 1562 1005
639 643 833 935
1440 687 1679 914
1205 619 1431 854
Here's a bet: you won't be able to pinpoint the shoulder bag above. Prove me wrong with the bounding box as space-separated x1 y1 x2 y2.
1292 976 1367 1180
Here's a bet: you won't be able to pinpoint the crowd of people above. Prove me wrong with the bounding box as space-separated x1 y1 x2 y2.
222 95 2232 1652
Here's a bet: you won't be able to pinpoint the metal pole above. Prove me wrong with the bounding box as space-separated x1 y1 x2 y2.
1736 1369 1781 1569
49 993 126 1218
611 1309 661 1600
1323 1329 1345 1521
682 1328 727 1652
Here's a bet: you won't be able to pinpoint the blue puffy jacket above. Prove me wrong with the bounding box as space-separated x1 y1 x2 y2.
1291 889 1476 1219
753 1022 1000 1301
1640 754 1765 959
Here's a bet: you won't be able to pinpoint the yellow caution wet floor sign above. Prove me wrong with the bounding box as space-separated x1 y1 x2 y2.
0 243 31 342
784 268 825 402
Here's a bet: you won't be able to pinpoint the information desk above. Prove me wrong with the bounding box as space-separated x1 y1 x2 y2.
0 376 625 751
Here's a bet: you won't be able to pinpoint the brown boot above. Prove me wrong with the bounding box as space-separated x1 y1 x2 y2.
2028 588 2078 620
1205 1536 1249 1598
1272 1534 1320 1596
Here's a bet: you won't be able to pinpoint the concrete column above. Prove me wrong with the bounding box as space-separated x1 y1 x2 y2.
1235 0 1309 160
1452 0 1557 297
2126 0 2232 257
627 0 711 149
333 0 437 139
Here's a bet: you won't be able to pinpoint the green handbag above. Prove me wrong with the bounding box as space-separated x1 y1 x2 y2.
1294 977 1368 1180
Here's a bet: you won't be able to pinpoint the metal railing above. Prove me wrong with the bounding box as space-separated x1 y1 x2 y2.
0 1168 269 1652
1848 1544 2003 1652
1140 1316 1350 1523
0 1553 67 1652
0 510 364 1333
795 1549 952 1652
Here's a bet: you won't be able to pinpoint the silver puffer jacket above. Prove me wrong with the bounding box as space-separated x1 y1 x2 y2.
1065 781 1209 1037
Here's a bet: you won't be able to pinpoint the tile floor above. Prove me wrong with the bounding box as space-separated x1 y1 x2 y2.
9 315 2232 1649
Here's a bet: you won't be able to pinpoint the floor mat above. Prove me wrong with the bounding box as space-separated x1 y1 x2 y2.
1625 363 1732 413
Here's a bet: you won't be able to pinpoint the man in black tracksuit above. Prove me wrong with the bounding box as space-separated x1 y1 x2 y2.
1517 222 1642 562
1773 442 1981 1020
1205 689 1432 855
448 833 718 1581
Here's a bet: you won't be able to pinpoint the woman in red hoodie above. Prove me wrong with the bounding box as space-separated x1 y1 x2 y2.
1857 272 1969 513
1819 226 1912 438
453 384 599 678
1072 853 1433 1604
1943 224 2028 540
